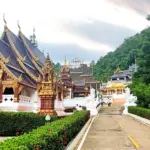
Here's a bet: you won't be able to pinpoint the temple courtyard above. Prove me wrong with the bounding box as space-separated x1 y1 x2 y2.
80 105 150 150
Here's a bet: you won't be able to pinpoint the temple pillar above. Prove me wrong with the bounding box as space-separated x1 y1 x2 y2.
0 83 2 103
39 95 56 115
14 83 19 103
56 85 59 100
61 87 64 100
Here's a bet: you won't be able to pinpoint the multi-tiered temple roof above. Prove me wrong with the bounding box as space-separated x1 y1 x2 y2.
60 59 72 87
0 23 45 88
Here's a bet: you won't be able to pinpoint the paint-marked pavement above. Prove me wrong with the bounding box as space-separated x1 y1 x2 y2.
81 105 150 150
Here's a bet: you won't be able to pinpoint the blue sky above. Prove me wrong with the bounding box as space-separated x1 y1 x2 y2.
0 0 150 64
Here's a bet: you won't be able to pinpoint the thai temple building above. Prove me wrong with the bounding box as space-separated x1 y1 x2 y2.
69 58 84 69
70 63 101 98
0 18 73 115
101 64 137 104
110 64 137 84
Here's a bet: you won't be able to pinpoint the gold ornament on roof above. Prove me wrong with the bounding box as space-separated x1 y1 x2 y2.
5 55 10 63
115 67 122 73
23 56 26 62
18 74 22 82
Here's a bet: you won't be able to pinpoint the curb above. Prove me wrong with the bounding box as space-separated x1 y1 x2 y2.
128 113 150 127
77 115 99 150
65 117 92 150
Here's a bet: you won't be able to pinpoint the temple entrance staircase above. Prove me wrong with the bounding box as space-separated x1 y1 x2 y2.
99 104 124 115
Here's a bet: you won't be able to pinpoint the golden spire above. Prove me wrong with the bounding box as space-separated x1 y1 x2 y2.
45 53 51 65
64 54 67 66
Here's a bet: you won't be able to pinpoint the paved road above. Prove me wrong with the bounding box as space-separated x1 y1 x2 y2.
81 105 150 150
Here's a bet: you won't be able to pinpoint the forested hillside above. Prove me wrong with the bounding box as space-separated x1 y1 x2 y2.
93 27 150 81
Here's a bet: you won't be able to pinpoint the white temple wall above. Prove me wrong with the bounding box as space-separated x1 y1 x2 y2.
31 90 40 103
21 88 30 97
20 88 38 103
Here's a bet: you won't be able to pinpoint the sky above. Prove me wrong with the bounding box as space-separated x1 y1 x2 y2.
0 0 150 64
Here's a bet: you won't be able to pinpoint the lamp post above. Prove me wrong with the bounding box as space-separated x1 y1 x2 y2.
45 114 51 122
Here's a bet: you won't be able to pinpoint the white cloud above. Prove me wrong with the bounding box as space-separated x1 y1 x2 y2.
0 0 149 53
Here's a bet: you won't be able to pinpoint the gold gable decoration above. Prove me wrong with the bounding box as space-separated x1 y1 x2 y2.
19 32 43 74
17 58 38 82
0 61 18 81
5 27 23 61
19 32 39 62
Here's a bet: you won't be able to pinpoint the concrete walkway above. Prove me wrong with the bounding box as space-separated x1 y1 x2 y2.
81 105 150 150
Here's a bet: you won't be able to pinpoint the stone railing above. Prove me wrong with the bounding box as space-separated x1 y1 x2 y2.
19 95 32 103
2 95 14 103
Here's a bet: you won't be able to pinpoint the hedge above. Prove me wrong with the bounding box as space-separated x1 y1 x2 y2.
0 110 90 150
0 112 57 136
128 106 150 120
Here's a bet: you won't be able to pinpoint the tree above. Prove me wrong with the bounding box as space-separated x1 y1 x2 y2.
90 60 95 67
93 26 149 81
147 14 150 21
54 62 61 75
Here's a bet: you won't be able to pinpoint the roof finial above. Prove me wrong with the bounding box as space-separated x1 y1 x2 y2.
45 53 51 65
47 53 50 60
33 27 35 33
17 20 21 31
42 48 44 54
3 13 7 29
64 54 67 66
32 27 37 47
3 13 7 24
115 67 121 73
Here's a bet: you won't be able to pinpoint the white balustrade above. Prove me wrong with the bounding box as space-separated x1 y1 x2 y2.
19 95 32 103
2 95 14 103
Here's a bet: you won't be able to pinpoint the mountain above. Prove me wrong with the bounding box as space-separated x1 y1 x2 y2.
93 26 150 81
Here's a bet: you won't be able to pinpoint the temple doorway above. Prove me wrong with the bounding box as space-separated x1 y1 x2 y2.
3 88 14 95
58 92 61 100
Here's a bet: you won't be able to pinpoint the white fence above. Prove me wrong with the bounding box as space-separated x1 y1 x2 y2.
2 95 14 103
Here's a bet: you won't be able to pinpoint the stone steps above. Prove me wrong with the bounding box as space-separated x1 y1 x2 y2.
100 104 124 115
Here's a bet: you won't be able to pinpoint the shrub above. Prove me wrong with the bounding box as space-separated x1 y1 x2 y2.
0 110 90 150
130 82 150 108
0 112 57 136
64 107 76 112
128 106 150 120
